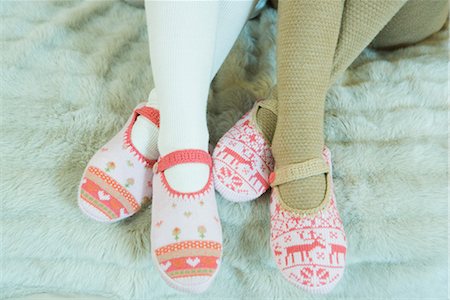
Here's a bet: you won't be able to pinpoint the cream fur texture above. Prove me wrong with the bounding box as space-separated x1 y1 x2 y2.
1 1 448 299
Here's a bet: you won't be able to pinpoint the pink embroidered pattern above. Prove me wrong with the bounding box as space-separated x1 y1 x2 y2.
270 147 347 293
87 166 140 211
213 109 274 202
155 240 222 279
155 240 222 256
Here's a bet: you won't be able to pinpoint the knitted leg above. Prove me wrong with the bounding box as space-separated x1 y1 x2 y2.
329 0 411 85
370 0 448 50
256 0 447 145
256 86 278 142
272 0 344 210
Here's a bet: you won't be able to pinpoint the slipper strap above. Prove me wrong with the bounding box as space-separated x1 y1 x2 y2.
135 106 160 127
155 149 212 173
269 157 329 187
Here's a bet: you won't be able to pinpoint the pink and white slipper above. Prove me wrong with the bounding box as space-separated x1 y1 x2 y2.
212 100 275 202
78 103 160 223
151 149 222 294
269 147 347 293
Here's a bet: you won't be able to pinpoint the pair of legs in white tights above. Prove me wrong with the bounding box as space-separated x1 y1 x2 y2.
131 0 257 193
135 0 258 293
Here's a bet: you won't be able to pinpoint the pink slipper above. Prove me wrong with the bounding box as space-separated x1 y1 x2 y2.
151 149 222 294
269 147 347 293
78 103 160 223
212 99 275 202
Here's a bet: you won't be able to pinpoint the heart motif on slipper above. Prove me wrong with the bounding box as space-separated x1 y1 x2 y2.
161 261 172 272
97 190 110 201
186 257 200 267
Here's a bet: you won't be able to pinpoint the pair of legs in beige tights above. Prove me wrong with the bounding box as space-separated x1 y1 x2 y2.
259 0 448 211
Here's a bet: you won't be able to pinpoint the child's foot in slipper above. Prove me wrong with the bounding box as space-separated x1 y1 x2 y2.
212 98 277 202
151 149 222 294
78 102 159 222
269 147 347 293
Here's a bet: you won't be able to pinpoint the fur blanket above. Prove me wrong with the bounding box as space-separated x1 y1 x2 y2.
1 1 447 299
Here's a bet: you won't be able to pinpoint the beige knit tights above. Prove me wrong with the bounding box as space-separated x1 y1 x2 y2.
262 0 448 210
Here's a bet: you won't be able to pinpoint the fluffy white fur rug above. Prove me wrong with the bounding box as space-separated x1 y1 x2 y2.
1 1 448 299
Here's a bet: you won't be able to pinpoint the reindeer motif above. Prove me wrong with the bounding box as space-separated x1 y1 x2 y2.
241 119 251 128
284 218 300 232
248 171 269 191
284 237 326 266
222 147 253 170
329 243 346 264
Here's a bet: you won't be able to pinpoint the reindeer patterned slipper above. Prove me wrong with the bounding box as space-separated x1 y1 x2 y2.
212 99 276 202
269 147 347 293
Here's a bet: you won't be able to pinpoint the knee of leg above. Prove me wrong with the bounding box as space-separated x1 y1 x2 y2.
370 0 448 50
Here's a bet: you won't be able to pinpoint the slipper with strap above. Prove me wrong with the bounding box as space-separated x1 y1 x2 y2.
78 103 160 223
269 146 347 294
151 149 222 294
212 98 276 202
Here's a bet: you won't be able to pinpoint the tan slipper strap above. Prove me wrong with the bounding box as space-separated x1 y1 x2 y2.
269 158 329 187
